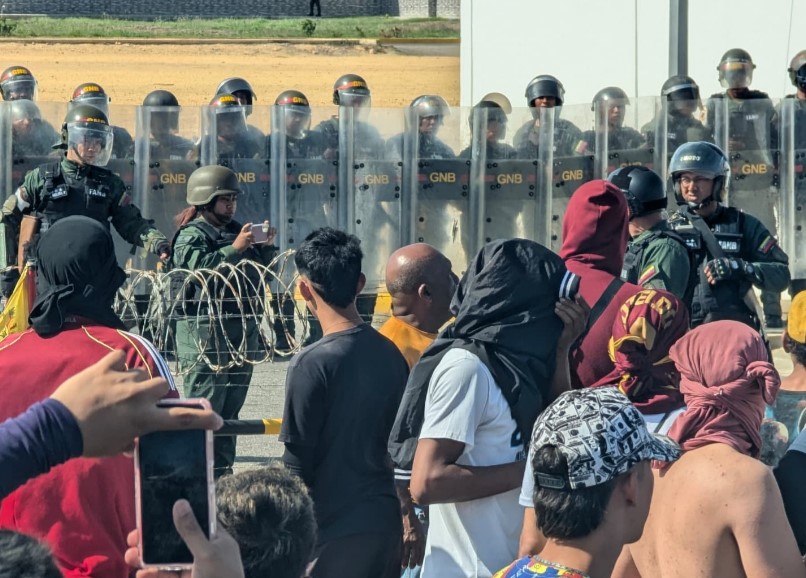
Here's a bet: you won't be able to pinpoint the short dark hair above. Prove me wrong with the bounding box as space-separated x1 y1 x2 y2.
0 530 62 578
386 251 445 296
533 445 617 540
785 334 806 368
216 466 317 578
294 227 363 308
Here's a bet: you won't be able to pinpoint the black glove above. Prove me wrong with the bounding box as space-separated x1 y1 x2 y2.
155 240 171 259
0 269 20 299
704 257 755 284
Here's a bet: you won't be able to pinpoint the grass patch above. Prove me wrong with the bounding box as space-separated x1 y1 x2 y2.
4 16 459 39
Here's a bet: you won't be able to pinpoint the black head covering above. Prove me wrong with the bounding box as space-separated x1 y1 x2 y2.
29 216 127 336
389 238 568 472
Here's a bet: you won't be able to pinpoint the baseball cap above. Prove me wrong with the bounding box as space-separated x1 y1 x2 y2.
531 388 681 490
787 291 806 344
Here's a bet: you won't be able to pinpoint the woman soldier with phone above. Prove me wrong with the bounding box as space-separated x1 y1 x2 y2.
171 165 276 476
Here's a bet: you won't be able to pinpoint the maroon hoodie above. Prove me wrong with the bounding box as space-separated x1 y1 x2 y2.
560 179 643 389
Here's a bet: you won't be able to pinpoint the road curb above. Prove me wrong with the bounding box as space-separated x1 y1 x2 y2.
0 36 458 45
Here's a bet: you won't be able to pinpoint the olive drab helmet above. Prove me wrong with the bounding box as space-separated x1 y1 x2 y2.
525 75 565 107
668 141 730 207
788 50 806 89
332 73 371 107
275 89 312 138
717 48 755 90
70 82 111 117
215 77 256 114
0 65 37 101
61 104 115 167
186 165 242 206
143 89 181 131
607 165 667 220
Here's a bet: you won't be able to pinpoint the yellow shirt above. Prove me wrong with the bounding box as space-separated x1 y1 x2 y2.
378 315 437 370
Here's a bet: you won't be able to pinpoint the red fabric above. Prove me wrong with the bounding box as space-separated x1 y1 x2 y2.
591 289 689 414
667 320 780 458
0 323 176 578
560 180 643 388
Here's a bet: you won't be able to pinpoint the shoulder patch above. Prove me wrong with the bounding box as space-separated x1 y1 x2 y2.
574 140 589 155
638 264 658 285
758 235 776 254
118 192 132 207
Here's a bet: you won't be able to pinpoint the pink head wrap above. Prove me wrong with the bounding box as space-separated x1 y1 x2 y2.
667 320 780 457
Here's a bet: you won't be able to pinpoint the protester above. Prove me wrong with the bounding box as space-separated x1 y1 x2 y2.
217 466 317 578
389 239 573 577
611 321 806 578
280 227 409 578
496 388 681 578
0 530 62 578
0 216 178 578
775 427 806 555
560 180 643 388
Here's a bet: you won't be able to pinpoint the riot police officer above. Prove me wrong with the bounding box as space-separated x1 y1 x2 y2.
316 73 385 160
171 164 277 475
642 75 711 154
215 77 266 142
386 94 455 159
0 65 37 101
514 74 582 158
0 105 170 294
667 141 789 329
142 89 195 160
69 82 134 160
575 86 645 155
610 165 692 303
201 93 263 162
10 99 59 158
459 99 517 159
270 89 326 159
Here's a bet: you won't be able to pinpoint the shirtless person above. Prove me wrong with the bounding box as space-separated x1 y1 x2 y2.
611 320 806 578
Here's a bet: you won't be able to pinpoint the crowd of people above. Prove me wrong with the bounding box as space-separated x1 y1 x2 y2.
1 46 806 577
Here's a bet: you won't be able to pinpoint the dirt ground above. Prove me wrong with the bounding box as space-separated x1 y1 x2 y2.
2 41 459 107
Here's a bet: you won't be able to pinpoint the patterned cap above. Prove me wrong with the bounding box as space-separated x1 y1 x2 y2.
787 291 806 344
531 388 681 490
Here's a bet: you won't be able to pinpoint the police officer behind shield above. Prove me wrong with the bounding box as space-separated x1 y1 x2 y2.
0 104 170 295
0 65 37 101
459 99 517 159
386 94 455 159
10 99 59 158
271 89 326 159
215 77 266 143
575 86 645 155
69 82 134 160
667 141 789 330
609 165 692 303
642 75 711 155
514 74 582 158
142 89 196 161
200 93 263 162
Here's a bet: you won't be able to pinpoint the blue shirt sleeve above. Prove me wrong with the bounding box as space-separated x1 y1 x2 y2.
0 398 83 500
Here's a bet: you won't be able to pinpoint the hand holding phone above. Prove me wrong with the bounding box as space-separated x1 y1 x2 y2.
250 221 276 245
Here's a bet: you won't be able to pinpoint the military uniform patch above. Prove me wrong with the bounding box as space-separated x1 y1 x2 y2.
637 264 657 285
758 235 776 254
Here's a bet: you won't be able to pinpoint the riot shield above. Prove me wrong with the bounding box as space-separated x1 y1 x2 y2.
778 97 806 283
649 96 712 183
591 95 649 179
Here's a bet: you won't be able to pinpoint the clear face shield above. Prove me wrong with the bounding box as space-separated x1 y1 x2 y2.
719 61 754 90
666 85 701 116
339 89 371 109
68 123 114 167
71 96 109 117
797 67 806 92
283 106 312 139
10 100 41 136
215 107 247 139
2 78 37 101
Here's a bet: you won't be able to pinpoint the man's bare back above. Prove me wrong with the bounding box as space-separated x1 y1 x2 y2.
612 443 806 578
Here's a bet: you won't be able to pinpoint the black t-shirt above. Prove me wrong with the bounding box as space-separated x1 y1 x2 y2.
279 323 409 543
774 445 806 555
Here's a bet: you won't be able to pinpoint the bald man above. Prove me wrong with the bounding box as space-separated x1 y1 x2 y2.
379 243 457 369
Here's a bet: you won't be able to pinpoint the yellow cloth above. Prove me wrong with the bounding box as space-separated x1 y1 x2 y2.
0 265 32 339
788 291 806 343
378 315 437 370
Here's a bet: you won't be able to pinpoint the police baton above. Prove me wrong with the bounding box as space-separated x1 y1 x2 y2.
214 418 283 436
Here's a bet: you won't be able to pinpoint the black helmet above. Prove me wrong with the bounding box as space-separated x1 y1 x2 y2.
275 90 312 138
468 100 508 131
607 166 666 220
61 104 114 167
275 89 310 109
332 73 371 107
525 75 565 107
70 82 110 117
718 48 755 89
410 94 450 120
215 77 256 115
186 165 241 206
661 75 700 102
788 50 806 88
591 86 630 111
0 65 37 101
669 141 730 207
143 90 180 131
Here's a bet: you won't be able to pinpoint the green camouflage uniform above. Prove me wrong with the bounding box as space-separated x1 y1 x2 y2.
622 220 692 302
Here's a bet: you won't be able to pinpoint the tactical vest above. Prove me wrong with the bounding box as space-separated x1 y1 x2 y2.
35 162 116 231
621 228 696 310
670 207 756 327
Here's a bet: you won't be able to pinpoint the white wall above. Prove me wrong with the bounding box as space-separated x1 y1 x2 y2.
461 0 806 108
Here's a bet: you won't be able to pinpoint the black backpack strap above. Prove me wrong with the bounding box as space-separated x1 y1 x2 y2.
36 162 62 211
571 276 624 351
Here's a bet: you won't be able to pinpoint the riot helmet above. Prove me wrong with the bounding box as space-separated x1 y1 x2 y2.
61 104 114 167
525 75 565 110
275 89 312 139
607 165 667 220
209 94 247 140
143 89 180 133
717 48 755 90
661 75 702 116
668 141 730 208
410 94 449 134
591 86 629 127
332 73 371 108
788 50 806 89
10 99 42 138
0 65 37 101
70 83 111 117
186 165 241 206
215 78 256 114
470 100 508 141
